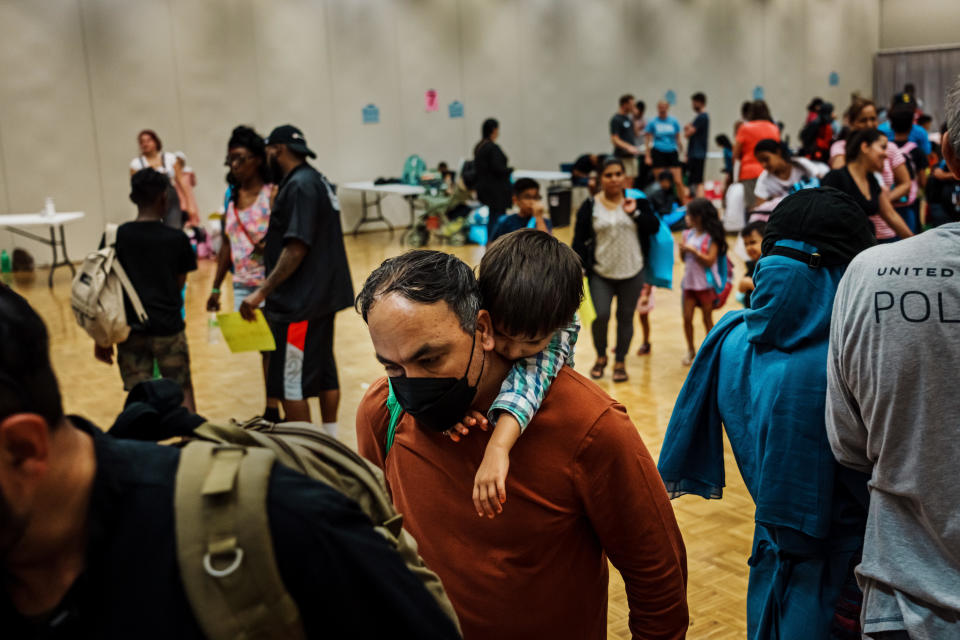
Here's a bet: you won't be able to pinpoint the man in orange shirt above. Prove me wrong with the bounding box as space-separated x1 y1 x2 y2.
355 248 688 640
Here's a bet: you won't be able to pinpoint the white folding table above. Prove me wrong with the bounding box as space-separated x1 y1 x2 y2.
0 211 85 287
512 170 572 187
340 182 426 235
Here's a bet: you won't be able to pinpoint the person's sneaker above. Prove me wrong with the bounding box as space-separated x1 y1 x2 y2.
681 351 695 366
636 343 651 356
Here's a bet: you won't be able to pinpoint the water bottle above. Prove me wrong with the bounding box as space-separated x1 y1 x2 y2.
0 250 10 273
207 313 221 344
43 197 55 217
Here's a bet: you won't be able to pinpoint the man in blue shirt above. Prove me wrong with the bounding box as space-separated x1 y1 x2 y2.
645 101 685 200
878 96 930 157
684 92 710 198
489 178 552 243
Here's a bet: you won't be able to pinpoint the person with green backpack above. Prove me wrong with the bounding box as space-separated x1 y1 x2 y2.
0 287 461 639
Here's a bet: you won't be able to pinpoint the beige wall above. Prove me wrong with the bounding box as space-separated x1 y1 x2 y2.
0 0 880 262
880 0 960 50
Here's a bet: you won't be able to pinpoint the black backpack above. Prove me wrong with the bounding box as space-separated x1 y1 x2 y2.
460 160 478 190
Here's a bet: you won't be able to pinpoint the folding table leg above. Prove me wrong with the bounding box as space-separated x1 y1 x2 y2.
60 225 75 276
48 225 57 288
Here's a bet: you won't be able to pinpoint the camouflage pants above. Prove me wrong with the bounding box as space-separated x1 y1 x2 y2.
117 330 192 391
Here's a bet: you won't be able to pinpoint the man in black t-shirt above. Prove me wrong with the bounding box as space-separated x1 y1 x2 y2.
610 94 640 178
240 125 354 435
94 169 197 410
684 92 710 198
571 153 607 185
0 288 461 639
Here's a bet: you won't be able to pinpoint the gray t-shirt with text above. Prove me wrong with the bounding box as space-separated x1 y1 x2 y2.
827 224 960 637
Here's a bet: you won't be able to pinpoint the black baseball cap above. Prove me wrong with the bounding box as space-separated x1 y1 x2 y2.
265 124 316 158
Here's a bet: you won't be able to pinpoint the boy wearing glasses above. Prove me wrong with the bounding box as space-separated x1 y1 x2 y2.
488 178 551 243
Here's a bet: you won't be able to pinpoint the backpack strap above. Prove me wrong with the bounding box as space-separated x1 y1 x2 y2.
175 441 306 640
104 224 149 325
385 378 404 454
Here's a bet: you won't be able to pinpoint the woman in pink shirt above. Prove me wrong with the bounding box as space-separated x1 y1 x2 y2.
829 98 912 240
207 125 280 421
734 100 781 211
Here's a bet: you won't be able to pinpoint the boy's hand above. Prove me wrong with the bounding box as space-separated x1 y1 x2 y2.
445 410 489 442
473 445 509 518
623 198 637 215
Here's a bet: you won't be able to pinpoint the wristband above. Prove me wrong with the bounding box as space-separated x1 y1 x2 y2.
211 288 221 295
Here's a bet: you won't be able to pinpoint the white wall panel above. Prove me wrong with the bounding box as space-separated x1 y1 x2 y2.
0 0 103 263
880 0 960 50
169 0 262 217
393 0 467 170
0 0 885 260
459 0 524 168
80 0 182 227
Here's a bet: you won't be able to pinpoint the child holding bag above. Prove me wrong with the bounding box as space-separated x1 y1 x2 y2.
679 198 727 365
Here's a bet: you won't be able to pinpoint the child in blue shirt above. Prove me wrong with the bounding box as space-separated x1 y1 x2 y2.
488 178 552 244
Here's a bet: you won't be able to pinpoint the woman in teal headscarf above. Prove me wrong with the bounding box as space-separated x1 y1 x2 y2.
658 188 877 639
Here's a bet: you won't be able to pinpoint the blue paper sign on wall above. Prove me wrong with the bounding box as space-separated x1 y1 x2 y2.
665 90 676 106
448 100 464 119
362 104 380 124
753 86 765 101
829 72 840 87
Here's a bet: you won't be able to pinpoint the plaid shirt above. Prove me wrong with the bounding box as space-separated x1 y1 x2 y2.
488 316 580 432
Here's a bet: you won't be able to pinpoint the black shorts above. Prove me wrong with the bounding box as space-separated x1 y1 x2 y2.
651 149 680 168
686 157 706 185
266 314 338 400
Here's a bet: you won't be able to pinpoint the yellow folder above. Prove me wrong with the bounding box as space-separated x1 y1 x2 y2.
578 277 596 327
217 310 276 353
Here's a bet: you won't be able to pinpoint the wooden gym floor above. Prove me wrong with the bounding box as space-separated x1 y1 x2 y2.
13 225 752 638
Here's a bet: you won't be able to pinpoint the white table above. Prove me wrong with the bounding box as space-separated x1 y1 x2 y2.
340 181 426 235
512 170 572 186
0 211 85 287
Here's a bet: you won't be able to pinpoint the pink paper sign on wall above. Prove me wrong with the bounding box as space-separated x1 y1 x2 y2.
425 89 438 112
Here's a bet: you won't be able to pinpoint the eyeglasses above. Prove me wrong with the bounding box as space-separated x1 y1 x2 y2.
224 154 254 167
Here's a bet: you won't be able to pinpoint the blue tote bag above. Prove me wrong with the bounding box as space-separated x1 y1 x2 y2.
626 188 674 289
645 216 675 289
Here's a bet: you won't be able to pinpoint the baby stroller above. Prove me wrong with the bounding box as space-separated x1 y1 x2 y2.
405 181 473 247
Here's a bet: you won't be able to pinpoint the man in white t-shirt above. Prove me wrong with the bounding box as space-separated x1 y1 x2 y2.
825 74 960 639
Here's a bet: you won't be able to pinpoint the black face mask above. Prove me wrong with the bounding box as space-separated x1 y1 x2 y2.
389 332 485 433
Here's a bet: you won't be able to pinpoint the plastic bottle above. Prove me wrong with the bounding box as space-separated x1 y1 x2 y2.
0 250 10 273
207 313 221 344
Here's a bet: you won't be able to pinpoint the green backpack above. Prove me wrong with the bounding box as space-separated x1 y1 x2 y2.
402 154 427 186
174 418 459 639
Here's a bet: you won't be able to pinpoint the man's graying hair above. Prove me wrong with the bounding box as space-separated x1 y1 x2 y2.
356 250 480 333
947 74 960 161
